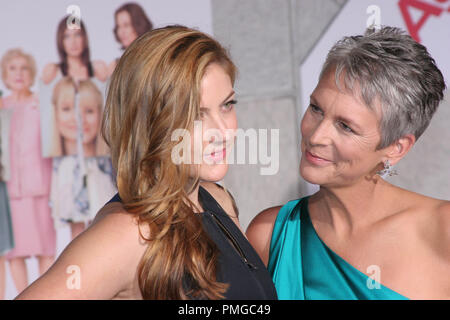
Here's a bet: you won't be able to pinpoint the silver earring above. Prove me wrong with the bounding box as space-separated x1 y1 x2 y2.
377 160 398 177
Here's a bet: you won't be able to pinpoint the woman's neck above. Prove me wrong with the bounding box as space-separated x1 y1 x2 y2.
187 182 203 213
83 143 96 158
63 139 78 156
66 56 88 81
310 176 397 237
67 56 84 68
10 89 33 102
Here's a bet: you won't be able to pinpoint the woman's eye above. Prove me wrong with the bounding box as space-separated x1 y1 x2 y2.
339 121 353 133
223 99 237 111
309 104 322 114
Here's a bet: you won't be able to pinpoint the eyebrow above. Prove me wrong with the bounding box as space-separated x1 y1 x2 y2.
200 90 235 111
309 94 362 131
221 90 235 105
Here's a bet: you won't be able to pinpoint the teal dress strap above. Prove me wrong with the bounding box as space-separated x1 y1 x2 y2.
268 197 408 300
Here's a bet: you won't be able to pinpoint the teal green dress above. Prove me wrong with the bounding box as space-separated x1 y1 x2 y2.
268 197 408 300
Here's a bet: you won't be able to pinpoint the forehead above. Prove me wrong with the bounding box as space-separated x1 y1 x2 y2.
79 90 101 105
200 63 233 106
116 10 132 22
7 56 28 66
312 70 381 127
64 28 83 37
311 69 381 115
56 86 75 103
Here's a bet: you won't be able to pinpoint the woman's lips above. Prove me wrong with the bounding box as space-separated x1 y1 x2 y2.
204 147 226 163
304 150 332 166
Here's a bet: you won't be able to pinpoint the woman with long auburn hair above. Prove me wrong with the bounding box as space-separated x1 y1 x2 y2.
42 16 109 84
15 25 278 300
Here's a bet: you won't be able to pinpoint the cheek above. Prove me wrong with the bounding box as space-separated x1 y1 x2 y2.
5 73 15 87
300 113 313 139
229 111 238 129
75 37 83 48
23 71 32 84
130 26 138 38
63 38 70 50
57 109 73 123
85 112 100 127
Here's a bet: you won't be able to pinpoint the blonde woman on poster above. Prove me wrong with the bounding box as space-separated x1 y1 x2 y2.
0 106 14 300
49 77 108 157
108 2 153 76
0 48 56 295
47 77 116 239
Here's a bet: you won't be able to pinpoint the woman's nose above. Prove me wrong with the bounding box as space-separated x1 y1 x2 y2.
309 120 332 146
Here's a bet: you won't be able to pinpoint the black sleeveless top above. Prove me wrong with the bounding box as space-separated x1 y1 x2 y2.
106 186 278 300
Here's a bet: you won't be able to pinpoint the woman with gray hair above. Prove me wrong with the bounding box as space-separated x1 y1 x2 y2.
247 26 448 300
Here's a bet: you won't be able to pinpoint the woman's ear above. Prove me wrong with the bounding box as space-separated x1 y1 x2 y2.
384 134 416 166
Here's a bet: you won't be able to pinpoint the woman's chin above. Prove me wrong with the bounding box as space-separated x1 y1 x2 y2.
199 163 229 183
299 161 327 186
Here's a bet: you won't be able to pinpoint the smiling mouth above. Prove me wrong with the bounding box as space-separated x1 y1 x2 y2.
304 150 333 165
204 148 226 163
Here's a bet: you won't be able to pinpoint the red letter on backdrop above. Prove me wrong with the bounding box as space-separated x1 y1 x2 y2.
398 0 444 42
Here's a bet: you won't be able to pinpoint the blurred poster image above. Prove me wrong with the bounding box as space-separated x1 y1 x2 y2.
0 108 15 261
40 77 108 158
0 108 12 182
40 14 109 158
1 0 213 300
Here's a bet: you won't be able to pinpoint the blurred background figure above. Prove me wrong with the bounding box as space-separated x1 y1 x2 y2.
0 104 14 300
40 16 115 241
108 2 153 76
42 16 108 85
49 78 116 241
0 48 56 294
50 77 106 157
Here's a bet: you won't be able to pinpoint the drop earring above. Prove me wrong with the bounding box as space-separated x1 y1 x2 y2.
377 160 398 177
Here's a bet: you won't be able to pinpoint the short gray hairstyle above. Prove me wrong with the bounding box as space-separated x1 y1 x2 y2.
320 26 446 149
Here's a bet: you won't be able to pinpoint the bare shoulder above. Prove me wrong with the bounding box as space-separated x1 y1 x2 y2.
41 63 58 85
200 182 238 219
107 59 118 77
246 206 282 266
396 191 450 263
247 206 281 230
433 200 450 261
16 202 148 299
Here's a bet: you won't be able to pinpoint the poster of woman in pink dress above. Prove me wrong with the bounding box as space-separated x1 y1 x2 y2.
0 96 14 300
0 48 56 295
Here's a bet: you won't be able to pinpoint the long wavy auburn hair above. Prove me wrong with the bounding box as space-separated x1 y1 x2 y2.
101 25 236 299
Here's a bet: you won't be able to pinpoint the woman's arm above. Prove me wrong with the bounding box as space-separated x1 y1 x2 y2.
246 206 281 266
92 60 109 82
15 203 148 299
41 63 58 85
107 60 118 78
